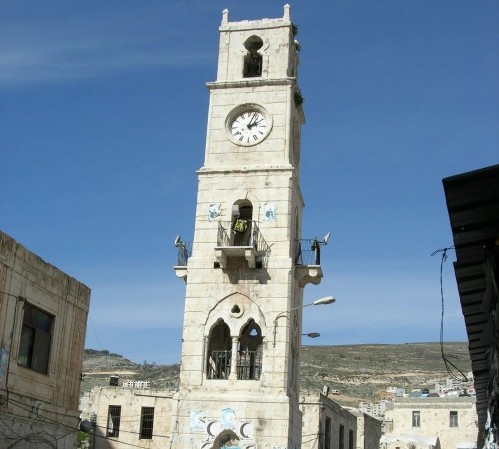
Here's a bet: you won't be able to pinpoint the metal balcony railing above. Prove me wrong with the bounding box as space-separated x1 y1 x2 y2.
207 350 231 380
237 349 262 380
294 239 322 266
217 220 270 254
206 349 262 380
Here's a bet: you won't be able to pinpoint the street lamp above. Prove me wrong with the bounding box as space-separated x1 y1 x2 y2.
302 332 320 339
273 296 336 347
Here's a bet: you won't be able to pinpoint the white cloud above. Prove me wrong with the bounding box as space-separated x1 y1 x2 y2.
0 6 209 86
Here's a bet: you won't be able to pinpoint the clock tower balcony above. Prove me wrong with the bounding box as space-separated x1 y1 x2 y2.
214 220 270 269
294 238 325 287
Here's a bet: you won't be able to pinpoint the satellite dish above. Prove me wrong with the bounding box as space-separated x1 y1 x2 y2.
174 235 181 247
323 232 331 244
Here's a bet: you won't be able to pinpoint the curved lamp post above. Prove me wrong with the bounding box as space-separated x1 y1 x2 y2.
273 296 336 347
302 332 320 339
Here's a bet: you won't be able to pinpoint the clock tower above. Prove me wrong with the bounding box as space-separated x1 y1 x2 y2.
173 6 324 449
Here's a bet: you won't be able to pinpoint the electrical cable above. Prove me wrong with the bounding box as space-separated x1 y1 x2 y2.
4 396 168 449
431 246 468 382
0 290 21 299
88 315 105 351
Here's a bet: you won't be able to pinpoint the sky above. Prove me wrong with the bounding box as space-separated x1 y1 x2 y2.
1 1 498 365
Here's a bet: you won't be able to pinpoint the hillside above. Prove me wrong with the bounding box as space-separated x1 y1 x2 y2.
81 342 471 406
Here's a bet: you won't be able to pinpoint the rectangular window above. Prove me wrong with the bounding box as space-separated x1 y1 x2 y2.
450 411 458 427
107 405 121 437
412 411 421 427
18 303 54 374
339 424 344 449
348 429 354 449
140 407 154 439
324 416 331 449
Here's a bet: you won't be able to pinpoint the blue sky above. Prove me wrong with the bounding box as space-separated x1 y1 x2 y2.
1 1 498 365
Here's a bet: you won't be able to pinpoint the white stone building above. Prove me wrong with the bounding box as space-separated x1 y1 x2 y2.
80 386 381 449
300 393 382 449
359 400 390 419
382 397 477 449
80 385 175 448
0 231 91 448
171 5 331 449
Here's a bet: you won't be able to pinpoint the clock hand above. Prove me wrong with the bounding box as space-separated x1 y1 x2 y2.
247 113 257 129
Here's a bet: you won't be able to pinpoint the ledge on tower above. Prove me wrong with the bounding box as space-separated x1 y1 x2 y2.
214 221 270 269
293 237 329 287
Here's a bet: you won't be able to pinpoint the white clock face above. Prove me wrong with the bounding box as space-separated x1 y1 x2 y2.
226 104 272 147
231 111 268 144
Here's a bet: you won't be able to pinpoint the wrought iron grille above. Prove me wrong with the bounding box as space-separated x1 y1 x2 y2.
217 220 270 254
237 349 262 380
294 239 322 265
207 350 232 380
139 407 154 439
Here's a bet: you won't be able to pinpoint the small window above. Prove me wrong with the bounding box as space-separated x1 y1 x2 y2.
450 410 458 427
324 416 331 449
412 411 421 427
107 405 121 437
339 424 344 449
140 407 154 439
18 303 54 374
348 429 354 449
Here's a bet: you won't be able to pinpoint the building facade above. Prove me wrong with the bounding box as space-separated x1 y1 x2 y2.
382 397 477 449
171 5 328 449
80 385 175 448
80 386 379 449
0 230 91 448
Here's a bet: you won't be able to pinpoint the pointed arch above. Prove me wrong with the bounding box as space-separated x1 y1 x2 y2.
206 319 232 379
243 36 263 77
237 319 263 380
203 292 267 337
212 429 240 449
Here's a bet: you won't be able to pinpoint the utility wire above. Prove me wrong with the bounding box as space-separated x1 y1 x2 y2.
88 315 105 351
431 246 468 381
4 396 169 449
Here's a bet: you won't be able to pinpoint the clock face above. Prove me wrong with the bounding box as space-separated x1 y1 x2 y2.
226 104 272 146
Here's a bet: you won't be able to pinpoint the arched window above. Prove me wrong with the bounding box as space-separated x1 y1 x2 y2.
243 36 263 78
231 200 253 246
237 319 263 380
207 320 232 379
213 430 240 449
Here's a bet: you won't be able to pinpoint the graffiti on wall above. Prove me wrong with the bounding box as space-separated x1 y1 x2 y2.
191 407 255 449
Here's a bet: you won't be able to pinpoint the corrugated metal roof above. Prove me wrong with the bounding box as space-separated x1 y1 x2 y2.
443 164 499 444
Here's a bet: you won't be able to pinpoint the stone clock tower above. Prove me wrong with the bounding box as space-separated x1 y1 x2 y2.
173 6 324 449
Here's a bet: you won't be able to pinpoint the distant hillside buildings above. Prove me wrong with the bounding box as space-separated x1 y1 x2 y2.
358 378 477 449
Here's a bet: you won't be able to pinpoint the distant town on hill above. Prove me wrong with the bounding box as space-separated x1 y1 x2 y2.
81 341 471 406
